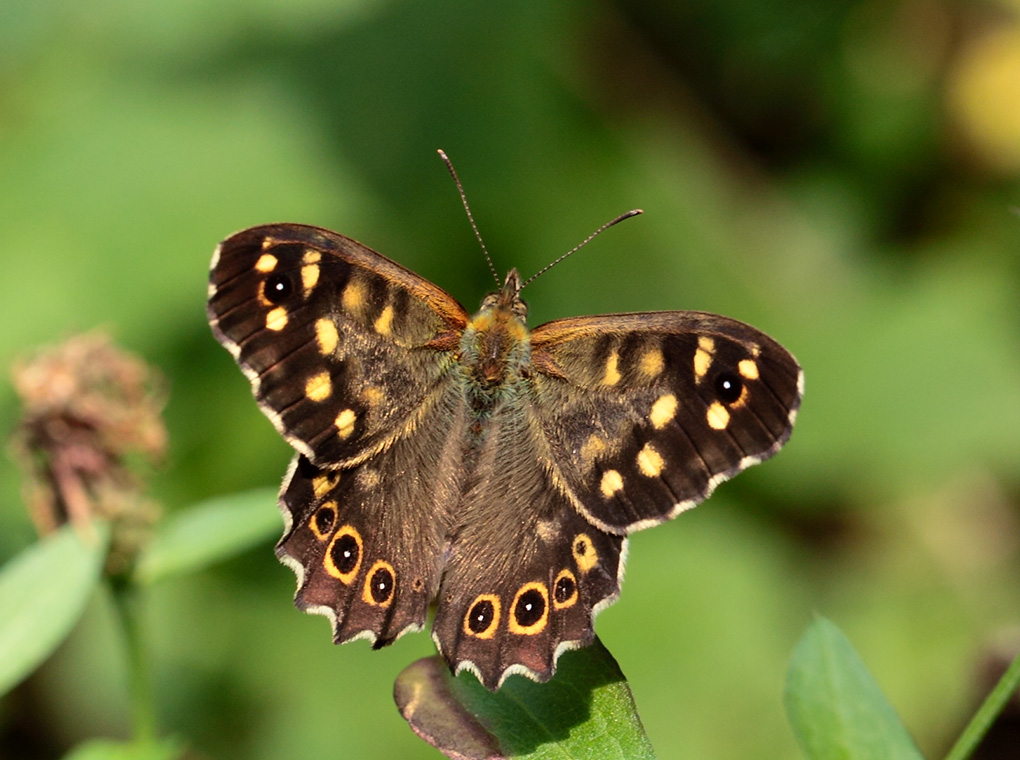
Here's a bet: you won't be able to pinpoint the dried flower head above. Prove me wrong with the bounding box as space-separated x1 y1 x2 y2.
11 332 166 572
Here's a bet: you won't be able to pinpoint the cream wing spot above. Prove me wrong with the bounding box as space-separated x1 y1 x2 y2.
706 402 730 430
314 318 338 357
649 394 678 430
374 305 394 336
335 408 357 439
580 433 606 468
600 469 624 498
601 349 621 386
266 307 288 331
312 473 337 499
305 372 332 402
301 263 320 296
694 336 715 381
357 468 380 489
315 318 339 355
637 442 665 478
342 279 367 313
738 358 759 380
638 347 665 379
535 519 557 543
361 386 384 407
572 534 599 573
255 253 278 272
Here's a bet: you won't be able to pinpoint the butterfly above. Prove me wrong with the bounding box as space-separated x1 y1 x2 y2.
207 173 802 691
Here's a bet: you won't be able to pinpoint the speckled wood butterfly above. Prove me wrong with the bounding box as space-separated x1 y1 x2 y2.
207 163 802 691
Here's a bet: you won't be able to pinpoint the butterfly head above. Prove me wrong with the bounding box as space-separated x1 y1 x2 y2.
464 269 530 387
476 269 527 322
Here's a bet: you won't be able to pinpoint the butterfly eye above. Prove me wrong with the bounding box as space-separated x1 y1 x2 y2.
363 561 396 607
325 526 363 583
553 570 578 609
332 535 359 572
512 586 547 630
713 371 743 405
263 272 295 305
469 600 495 632
464 595 500 638
310 502 338 541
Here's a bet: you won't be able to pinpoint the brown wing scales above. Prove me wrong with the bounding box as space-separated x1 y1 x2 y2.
207 224 468 468
531 312 803 532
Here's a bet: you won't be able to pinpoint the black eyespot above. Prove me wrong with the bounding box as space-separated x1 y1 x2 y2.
467 599 495 634
575 538 587 555
514 588 546 628
264 272 294 304
331 533 360 574
714 371 743 404
369 566 394 604
554 574 576 604
313 506 335 534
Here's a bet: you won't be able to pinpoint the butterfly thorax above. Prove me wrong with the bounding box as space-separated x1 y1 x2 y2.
458 269 530 400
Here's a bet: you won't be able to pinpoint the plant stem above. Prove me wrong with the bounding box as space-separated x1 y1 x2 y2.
110 575 157 744
943 647 1020 760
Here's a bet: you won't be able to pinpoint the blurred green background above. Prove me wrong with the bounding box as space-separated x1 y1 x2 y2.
2 0 1019 758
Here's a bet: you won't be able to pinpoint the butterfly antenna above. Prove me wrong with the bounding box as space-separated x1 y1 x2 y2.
438 149 501 287
520 209 643 291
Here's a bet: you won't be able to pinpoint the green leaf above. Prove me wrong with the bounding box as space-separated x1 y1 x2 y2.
944 646 1020 760
394 637 657 759
0 522 110 696
784 617 924 760
134 488 279 585
61 737 184 760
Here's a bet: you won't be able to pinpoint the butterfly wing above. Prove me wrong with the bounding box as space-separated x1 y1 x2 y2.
209 223 469 646
276 382 469 646
430 394 625 691
207 223 468 467
529 311 803 533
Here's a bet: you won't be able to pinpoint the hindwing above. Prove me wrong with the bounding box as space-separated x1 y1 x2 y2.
430 391 625 690
276 381 467 646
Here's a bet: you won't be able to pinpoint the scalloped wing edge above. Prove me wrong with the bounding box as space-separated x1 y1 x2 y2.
272 457 425 648
431 537 631 691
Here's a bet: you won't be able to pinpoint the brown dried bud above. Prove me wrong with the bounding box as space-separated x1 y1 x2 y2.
11 332 167 574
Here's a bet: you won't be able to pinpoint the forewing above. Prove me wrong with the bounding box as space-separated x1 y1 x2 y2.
207 223 468 467
530 312 803 533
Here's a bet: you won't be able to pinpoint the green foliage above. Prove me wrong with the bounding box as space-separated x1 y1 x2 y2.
1 0 1019 757
0 522 110 696
943 647 1020 760
134 489 280 585
61 738 184 760
395 639 656 759
785 618 924 760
